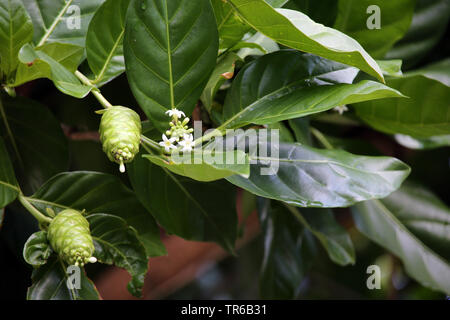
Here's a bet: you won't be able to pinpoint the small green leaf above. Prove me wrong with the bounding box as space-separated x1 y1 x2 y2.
86 0 130 85
27 256 100 300
200 52 241 112
124 0 219 131
29 171 166 257
128 154 238 253
17 44 92 98
0 136 19 208
14 42 84 86
88 213 148 298
143 149 250 182
23 231 53 267
228 0 384 82
222 50 403 129
0 0 33 81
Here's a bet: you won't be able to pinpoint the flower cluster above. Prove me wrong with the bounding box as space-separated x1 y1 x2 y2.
159 108 194 153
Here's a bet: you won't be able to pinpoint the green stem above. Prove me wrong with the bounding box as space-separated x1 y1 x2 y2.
18 194 52 224
310 127 333 150
141 135 163 154
75 71 113 109
193 128 224 147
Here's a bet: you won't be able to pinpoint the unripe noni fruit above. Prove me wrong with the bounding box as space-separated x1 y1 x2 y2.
47 209 96 267
99 106 142 172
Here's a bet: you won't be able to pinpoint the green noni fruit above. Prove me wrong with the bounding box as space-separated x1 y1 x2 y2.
47 209 96 267
99 106 142 172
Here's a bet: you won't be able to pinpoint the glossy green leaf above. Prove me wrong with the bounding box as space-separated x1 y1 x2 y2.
405 58 450 86
352 198 450 295
17 44 92 98
13 42 84 86
144 148 250 182
88 213 148 297
124 0 219 131
354 75 450 138
378 183 450 261
225 131 411 208
0 136 20 208
286 206 355 265
0 0 33 81
234 32 279 59
228 0 384 82
23 0 106 47
222 51 403 129
29 171 166 257
386 0 450 69
23 231 52 267
200 52 240 112
395 134 450 150
128 154 238 253
27 256 100 300
0 95 68 194
86 0 130 85
333 0 415 58
376 59 403 77
259 200 316 299
212 0 250 51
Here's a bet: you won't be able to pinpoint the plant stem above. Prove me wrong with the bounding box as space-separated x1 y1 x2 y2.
310 127 333 150
193 128 224 147
18 194 52 224
75 71 113 109
141 135 163 153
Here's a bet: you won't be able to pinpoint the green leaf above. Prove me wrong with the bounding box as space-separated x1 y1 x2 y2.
235 32 279 59
404 58 450 86
86 0 130 85
227 0 384 82
29 171 166 257
259 199 316 299
0 95 68 194
143 149 250 182
23 0 106 47
352 198 450 295
27 256 100 300
377 183 450 261
385 0 450 69
333 0 415 58
128 154 238 253
395 134 450 150
222 50 403 129
376 59 403 77
212 0 250 51
124 0 219 132
285 205 355 266
354 74 450 138
87 213 148 297
17 44 92 98
13 42 84 86
0 0 33 81
0 136 19 208
225 131 411 208
23 231 52 267
200 52 240 112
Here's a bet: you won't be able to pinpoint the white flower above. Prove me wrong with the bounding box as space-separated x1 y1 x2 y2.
165 108 185 119
159 134 177 152
333 105 348 115
178 134 194 152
